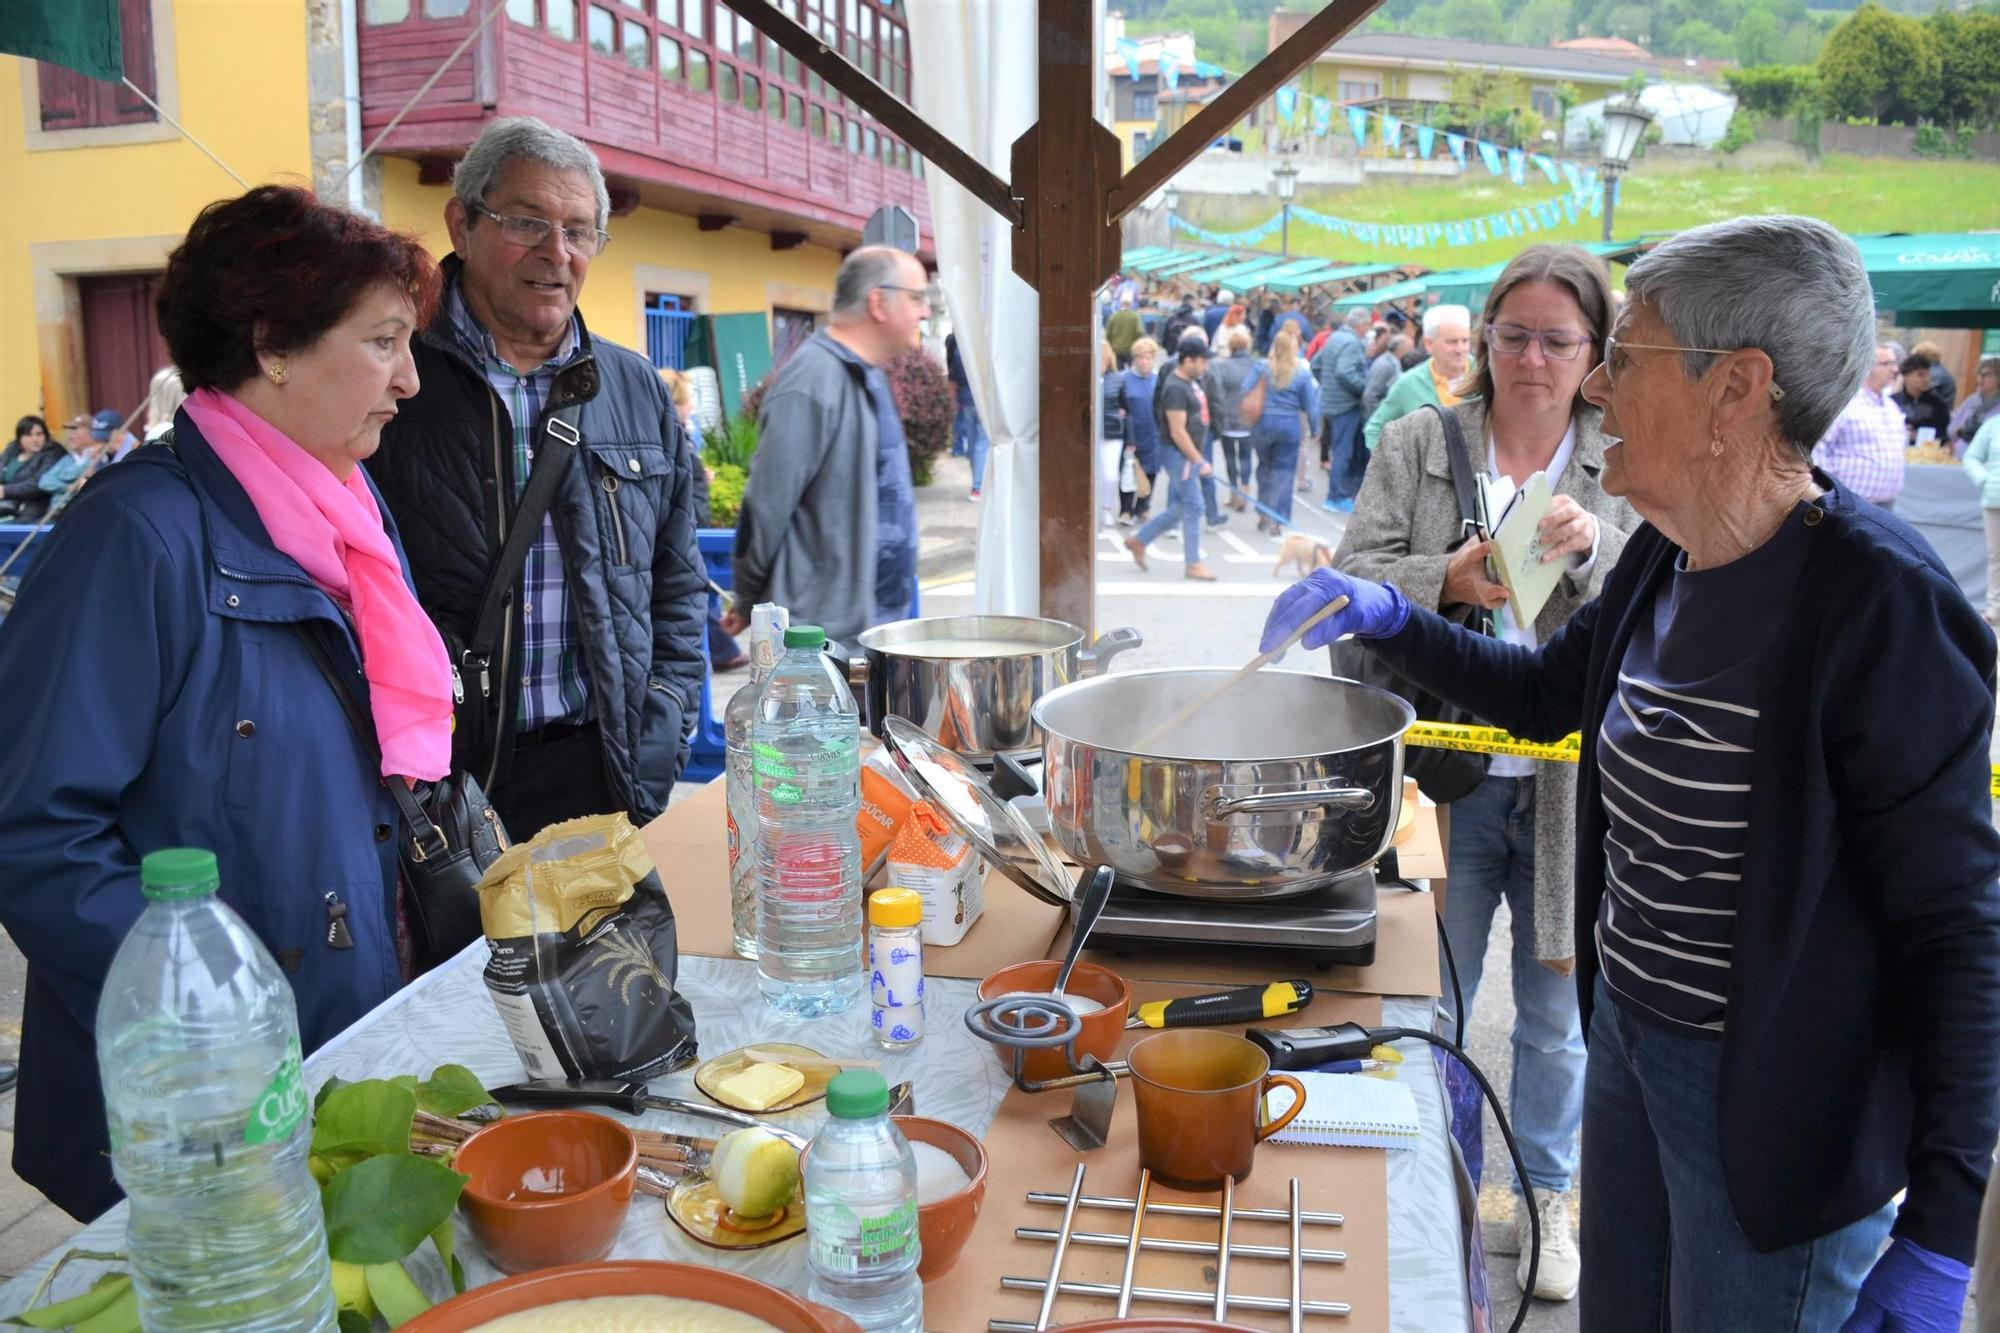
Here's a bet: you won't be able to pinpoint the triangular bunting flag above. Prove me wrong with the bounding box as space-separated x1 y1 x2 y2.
1417 124 1435 160
1382 115 1402 151
1312 97 1332 137
1474 218 1488 242
1275 84 1298 123
1348 105 1368 148
1159 51 1179 89
1447 132 1467 167
1589 189 1603 218
1119 38 1140 80
1193 60 1223 79
1478 141 1503 175
1562 195 1579 225
1507 149 1526 185
1532 153 1560 185
1561 161 1582 193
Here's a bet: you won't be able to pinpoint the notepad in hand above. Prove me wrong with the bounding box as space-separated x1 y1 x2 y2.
1486 469 1567 626
1265 1071 1421 1150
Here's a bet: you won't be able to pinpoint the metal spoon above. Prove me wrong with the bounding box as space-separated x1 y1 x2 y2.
1052 865 1116 1008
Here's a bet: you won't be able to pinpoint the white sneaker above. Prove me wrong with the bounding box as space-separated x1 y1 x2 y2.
1514 1188 1579 1301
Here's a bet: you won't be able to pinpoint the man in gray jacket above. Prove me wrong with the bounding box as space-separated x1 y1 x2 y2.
1312 309 1372 512
726 246 928 644
1361 334 1410 423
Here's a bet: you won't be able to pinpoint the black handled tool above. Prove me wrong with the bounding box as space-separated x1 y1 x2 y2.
1245 1023 1379 1071
1125 980 1314 1030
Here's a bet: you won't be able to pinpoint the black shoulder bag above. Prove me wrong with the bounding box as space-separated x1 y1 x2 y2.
1328 403 1494 805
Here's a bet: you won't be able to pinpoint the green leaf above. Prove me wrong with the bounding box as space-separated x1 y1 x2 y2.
9 1273 131 1328
313 1081 418 1160
313 1075 349 1113
388 1075 419 1095
362 1261 432 1329
415 1065 494 1118
337 1312 373 1333
322 1154 468 1265
428 1219 465 1295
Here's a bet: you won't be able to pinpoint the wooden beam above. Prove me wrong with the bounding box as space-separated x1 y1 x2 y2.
731 0 1022 230
606 183 641 217
770 230 807 251
1016 3 1120 632
697 213 734 232
416 156 454 186
1108 0 1378 221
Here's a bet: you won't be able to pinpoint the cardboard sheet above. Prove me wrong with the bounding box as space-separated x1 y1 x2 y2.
639 779 1067 979
922 985 1391 1332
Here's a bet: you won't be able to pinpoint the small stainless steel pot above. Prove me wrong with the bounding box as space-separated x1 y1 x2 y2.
1031 668 1414 900
849 615 1141 761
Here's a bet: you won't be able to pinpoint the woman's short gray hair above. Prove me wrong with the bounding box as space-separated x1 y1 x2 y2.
1623 216 1873 456
453 117 609 230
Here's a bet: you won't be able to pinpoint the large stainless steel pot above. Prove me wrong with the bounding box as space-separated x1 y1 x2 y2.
851 615 1140 761
1031 668 1414 900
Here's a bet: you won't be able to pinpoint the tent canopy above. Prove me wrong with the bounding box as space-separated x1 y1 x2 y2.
1854 233 2000 329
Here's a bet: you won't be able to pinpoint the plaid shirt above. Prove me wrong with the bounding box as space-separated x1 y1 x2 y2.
445 285 590 731
1813 385 1907 504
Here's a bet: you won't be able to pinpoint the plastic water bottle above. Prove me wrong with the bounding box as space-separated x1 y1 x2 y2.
805 1071 923 1333
97 849 336 1332
753 624 864 1017
725 602 790 958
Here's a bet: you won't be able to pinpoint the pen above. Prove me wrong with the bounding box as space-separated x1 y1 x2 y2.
1310 1059 1383 1075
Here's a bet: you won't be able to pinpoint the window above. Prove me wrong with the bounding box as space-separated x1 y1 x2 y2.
809 104 824 136
783 53 799 82
718 63 738 102
619 0 644 7
828 110 843 143
682 0 704 39
38 0 159 130
427 0 472 15
365 0 411 20
787 92 804 128
507 0 536 23
1531 88 1559 120
743 72 760 109
547 0 577 38
1337 79 1379 103
846 118 860 152
588 5 616 54
623 18 651 65
688 48 710 90
863 126 876 159
658 33 682 79
734 11 756 58
1133 90 1155 118
655 0 676 19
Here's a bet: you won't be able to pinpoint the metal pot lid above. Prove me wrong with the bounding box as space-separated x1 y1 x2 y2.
880 717 1074 906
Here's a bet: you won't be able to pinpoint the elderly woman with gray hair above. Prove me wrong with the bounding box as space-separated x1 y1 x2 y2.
1268 216 2000 1330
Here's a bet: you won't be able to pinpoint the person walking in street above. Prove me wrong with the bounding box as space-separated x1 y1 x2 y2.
1202 288 1234 342
1813 343 1907 510
946 331 989 499
1360 332 1407 424
1330 243 1634 1306
1117 337 1163 524
1251 328 1321 534
1949 358 2000 453
729 245 926 644
368 116 707 838
1106 293 1142 369
1270 215 2000 1333
1210 325 1266 516
1125 335 1218 581
1365 305 1472 450
1313 309 1372 511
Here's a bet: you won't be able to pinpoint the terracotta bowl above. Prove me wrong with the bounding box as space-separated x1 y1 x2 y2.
401 1259 861 1331
892 1114 989 1281
452 1111 637 1275
976 960 1132 1084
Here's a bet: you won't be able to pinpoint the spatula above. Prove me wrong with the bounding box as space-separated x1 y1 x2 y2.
1130 595 1349 754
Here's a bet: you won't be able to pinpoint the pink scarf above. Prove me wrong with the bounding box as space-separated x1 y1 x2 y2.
184 388 454 782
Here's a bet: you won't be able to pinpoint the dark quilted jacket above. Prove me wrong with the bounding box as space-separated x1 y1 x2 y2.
368 268 707 823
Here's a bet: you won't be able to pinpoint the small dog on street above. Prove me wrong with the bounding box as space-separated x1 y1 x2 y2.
1273 533 1334 578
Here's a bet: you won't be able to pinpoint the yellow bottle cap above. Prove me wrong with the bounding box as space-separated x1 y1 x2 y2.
869 887 923 928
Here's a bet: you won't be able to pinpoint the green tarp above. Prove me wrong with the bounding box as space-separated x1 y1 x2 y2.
0 0 121 81
1265 262 1406 295
1853 233 2000 329
1187 255 1296 285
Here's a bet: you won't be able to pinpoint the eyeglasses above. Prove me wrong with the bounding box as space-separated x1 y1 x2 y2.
470 202 610 257
1603 335 1788 402
1483 323 1593 361
875 284 930 305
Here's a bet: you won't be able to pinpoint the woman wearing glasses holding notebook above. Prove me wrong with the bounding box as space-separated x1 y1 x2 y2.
1330 243 1637 1304
1270 216 2000 1332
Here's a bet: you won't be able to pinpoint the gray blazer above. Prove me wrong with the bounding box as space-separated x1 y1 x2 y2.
1333 398 1638 962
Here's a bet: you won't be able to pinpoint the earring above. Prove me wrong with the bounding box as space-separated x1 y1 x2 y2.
267 359 288 385
1710 436 1725 458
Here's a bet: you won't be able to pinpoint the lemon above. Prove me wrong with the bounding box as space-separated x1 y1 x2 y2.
711 1127 800 1219
330 1260 378 1321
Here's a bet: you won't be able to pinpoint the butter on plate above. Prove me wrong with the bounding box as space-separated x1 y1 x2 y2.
714 1062 806 1111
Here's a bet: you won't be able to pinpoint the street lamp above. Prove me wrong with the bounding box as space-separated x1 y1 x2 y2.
1273 162 1300 258
1599 95 1653 244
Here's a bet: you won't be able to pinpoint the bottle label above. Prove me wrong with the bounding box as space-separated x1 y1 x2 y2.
243 1037 308 1145
809 1197 918 1273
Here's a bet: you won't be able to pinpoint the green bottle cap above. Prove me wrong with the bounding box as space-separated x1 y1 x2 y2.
825 1069 890 1119
140 848 221 901
783 625 827 650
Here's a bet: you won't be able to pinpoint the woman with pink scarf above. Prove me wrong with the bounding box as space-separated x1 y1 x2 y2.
0 186 452 1221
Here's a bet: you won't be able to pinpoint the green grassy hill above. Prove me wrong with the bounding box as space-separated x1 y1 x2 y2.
1181 152 2000 273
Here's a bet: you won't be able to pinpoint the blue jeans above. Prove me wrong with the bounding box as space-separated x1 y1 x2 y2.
1442 773 1583 1196
1135 455 1203 564
1255 428 1301 524
955 398 989 492
1324 409 1367 503
1581 976 1892 1330
1199 439 1222 524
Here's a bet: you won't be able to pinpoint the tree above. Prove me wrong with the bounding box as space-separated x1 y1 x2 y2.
1734 9 1781 65
1724 63 1820 116
1669 19 1734 57
1512 0 1573 46
1439 0 1507 43
1929 11 2000 130
1816 2 1941 123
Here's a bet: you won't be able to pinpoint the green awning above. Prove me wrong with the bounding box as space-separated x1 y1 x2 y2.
1331 271 1447 308
1126 249 1206 273
1120 246 1176 269
1268 262 1406 295
1421 261 1511 310
1150 251 1238 277
1853 233 2000 326
1188 255 1296 284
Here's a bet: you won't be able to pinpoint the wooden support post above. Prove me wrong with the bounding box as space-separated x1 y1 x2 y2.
1013 4 1119 632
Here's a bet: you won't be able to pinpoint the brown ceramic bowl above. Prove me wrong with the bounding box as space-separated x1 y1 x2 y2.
892 1114 989 1280
976 960 1132 1084
401 1259 861 1331
453 1111 637 1275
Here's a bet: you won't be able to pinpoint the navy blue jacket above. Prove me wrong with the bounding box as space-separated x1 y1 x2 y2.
0 417 406 1220
1373 477 2000 1261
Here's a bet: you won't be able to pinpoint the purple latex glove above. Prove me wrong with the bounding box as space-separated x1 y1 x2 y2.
1841 1238 1970 1332
1259 568 1411 655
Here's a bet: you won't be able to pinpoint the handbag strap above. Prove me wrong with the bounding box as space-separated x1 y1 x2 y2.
1424 402 1486 545
459 397 586 691
296 621 446 859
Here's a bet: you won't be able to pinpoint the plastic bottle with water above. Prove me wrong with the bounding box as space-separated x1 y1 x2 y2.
725 601 790 959
805 1071 923 1333
97 849 336 1332
753 624 864 1017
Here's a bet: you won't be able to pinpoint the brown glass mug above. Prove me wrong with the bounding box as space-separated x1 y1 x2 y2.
1127 1029 1308 1190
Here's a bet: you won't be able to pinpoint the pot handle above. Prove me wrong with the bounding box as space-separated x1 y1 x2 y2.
1079 627 1143 676
823 646 870 687
1203 784 1377 820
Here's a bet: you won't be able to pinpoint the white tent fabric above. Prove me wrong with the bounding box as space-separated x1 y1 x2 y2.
907 1 1045 614
1564 83 1737 151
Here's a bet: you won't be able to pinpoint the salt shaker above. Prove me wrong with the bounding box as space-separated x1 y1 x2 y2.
868 888 924 1049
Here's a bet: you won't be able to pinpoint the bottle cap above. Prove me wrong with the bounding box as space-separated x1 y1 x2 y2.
140 848 220 901
869 887 923 929
783 625 827 650
825 1069 890 1119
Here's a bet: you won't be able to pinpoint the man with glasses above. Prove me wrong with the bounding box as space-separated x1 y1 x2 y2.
370 116 708 838
1812 342 1908 510
726 246 928 645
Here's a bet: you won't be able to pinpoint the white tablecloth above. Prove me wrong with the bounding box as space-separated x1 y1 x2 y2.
0 944 1470 1331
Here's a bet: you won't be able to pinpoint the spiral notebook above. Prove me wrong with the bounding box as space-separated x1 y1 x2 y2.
1265 1071 1422 1150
